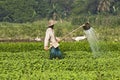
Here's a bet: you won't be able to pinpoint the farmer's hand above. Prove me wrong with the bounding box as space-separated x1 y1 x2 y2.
44 46 49 51
56 37 61 42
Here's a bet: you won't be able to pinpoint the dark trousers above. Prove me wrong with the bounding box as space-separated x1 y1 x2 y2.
50 47 62 59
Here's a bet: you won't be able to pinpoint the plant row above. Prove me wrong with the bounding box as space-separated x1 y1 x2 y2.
1 50 120 60
1 51 120 73
1 57 120 79
0 41 120 52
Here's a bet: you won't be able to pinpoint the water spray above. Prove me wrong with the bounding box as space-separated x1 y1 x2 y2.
82 23 100 57
61 22 100 57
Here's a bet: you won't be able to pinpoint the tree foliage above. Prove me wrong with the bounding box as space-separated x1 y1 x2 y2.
0 0 120 23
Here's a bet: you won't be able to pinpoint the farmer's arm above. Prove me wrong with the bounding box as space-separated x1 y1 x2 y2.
44 29 50 50
56 37 61 42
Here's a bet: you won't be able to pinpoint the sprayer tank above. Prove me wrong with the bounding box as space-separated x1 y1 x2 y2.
82 23 91 30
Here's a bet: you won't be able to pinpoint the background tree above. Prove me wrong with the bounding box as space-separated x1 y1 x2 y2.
112 0 120 15
71 0 99 16
97 0 118 14
33 0 49 19
0 0 36 23
0 0 120 23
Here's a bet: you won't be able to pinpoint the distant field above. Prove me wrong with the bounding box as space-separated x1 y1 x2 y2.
0 42 120 79
0 20 120 42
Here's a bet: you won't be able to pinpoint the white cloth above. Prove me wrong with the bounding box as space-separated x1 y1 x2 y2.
44 28 59 48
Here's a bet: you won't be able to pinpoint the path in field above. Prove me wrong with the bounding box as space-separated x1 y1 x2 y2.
0 50 120 80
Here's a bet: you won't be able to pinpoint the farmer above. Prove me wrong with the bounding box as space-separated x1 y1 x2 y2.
44 20 62 59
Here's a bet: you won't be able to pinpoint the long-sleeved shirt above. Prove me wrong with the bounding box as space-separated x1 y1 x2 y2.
44 28 59 48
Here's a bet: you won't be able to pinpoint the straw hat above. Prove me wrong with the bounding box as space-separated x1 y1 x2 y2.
48 20 57 27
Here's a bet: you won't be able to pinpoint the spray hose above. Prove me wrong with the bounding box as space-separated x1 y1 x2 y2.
49 23 90 49
60 24 85 41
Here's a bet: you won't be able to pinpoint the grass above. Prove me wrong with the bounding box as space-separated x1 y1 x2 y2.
0 20 120 42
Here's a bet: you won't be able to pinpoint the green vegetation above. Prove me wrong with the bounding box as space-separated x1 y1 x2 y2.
0 0 120 22
0 0 120 41
0 0 120 79
0 19 120 41
0 41 119 52
0 42 120 79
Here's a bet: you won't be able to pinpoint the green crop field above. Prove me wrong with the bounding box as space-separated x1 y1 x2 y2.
0 42 120 80
0 0 120 79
